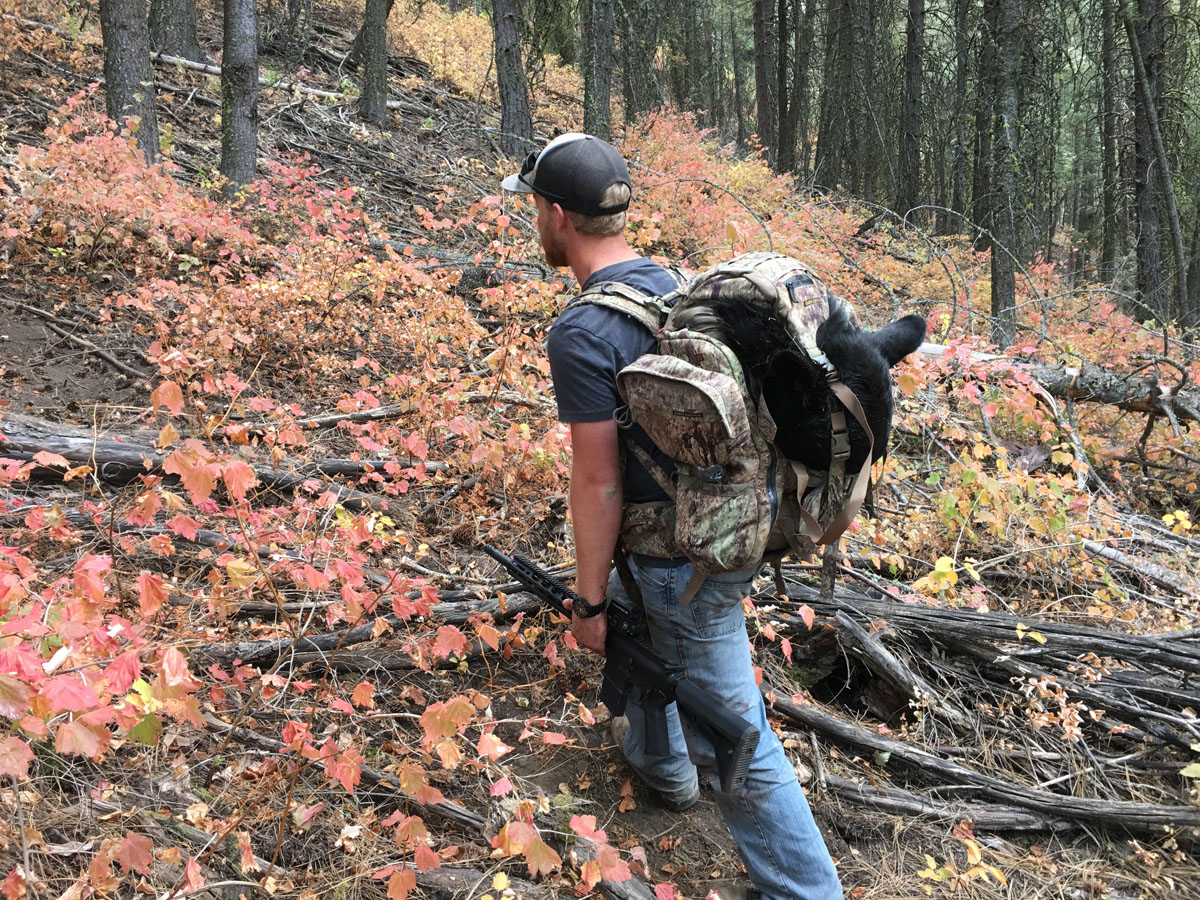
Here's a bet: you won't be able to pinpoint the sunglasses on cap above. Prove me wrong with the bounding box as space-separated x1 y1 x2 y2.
517 151 570 205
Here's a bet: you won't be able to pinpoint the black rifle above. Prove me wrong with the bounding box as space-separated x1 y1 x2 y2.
484 545 759 793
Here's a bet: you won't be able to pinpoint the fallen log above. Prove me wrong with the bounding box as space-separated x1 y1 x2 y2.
0 411 396 512
767 690 1200 834
821 774 1074 833
919 341 1200 425
772 581 1200 675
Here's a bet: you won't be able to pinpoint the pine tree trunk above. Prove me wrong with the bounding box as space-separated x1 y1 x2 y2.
491 0 532 156
148 0 208 63
702 0 717 130
1099 0 1119 282
971 0 998 251
620 1 666 127
349 0 396 68
358 0 389 125
990 0 1022 349
1123 0 1187 324
895 0 924 220
774 0 792 171
731 9 746 147
792 0 815 178
945 0 971 234
815 0 854 191
582 0 614 139
753 0 777 164
99 0 160 164
220 0 259 190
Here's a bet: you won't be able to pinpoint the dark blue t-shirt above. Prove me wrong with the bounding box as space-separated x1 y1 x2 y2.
546 258 678 504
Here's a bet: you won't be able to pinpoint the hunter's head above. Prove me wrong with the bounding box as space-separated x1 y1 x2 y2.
501 133 632 269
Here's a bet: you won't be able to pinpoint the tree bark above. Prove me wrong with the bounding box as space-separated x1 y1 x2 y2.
971 0 998 251
731 9 746 147
989 0 1021 349
1126 0 1168 319
582 0 614 139
1099 0 1120 281
944 0 972 234
815 0 855 191
491 0 533 157
752 0 777 164
620 0 668 127
358 0 390 126
1123 0 1188 325
793 0 816 177
99 0 160 164
895 0 925 219
220 0 259 190
774 0 792 171
348 0 396 68
148 0 208 63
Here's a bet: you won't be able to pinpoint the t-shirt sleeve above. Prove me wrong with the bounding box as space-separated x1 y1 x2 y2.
546 323 623 423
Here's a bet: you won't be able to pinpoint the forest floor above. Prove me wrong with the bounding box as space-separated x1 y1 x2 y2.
3 3 1200 900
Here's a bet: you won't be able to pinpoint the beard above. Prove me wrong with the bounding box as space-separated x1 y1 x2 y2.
540 224 569 269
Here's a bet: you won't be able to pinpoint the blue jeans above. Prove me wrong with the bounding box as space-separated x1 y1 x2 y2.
610 560 842 900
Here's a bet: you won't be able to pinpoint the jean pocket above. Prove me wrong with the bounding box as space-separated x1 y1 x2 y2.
686 571 755 639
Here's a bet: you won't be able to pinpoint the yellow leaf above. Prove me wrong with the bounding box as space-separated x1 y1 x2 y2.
964 838 982 865
226 559 257 587
492 872 509 891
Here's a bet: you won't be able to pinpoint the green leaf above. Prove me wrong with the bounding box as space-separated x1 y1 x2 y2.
1180 763 1200 778
128 713 163 745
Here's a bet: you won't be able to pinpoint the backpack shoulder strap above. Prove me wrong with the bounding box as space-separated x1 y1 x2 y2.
566 281 668 334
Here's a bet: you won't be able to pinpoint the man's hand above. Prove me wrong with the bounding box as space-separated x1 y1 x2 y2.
565 598 607 656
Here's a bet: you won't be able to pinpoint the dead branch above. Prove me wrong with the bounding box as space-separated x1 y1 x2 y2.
1082 540 1198 596
833 610 972 731
766 691 1200 834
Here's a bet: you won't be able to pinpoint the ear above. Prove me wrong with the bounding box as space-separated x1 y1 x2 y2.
870 314 926 367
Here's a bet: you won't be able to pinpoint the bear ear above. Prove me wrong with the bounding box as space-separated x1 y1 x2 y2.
871 314 927 367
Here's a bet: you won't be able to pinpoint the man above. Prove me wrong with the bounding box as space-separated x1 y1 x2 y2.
502 133 842 900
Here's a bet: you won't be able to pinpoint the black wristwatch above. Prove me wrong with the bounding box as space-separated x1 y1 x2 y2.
570 592 608 619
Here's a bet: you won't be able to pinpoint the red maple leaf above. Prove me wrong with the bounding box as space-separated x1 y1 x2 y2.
137 571 168 616
42 675 99 714
0 736 34 779
116 833 154 874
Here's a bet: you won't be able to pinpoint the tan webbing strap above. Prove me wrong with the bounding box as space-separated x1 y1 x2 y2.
791 379 875 546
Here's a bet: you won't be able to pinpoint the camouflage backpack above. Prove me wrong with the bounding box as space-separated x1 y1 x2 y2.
570 252 876 603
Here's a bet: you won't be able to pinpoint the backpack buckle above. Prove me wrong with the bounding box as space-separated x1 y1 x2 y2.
677 463 728 484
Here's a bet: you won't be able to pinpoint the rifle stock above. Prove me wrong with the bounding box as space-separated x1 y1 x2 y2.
484 545 759 793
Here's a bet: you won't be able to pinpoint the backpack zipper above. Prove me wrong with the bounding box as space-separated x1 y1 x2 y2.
766 444 779 525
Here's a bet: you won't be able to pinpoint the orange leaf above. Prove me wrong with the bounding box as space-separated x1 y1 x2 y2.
523 836 561 877
54 719 108 758
386 869 416 900
151 381 185 416
32 450 70 469
221 460 257 501
351 681 376 709
137 571 168 616
0 736 34 779
116 833 153 874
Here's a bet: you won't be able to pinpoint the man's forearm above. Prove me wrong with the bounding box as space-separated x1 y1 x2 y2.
570 476 623 604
